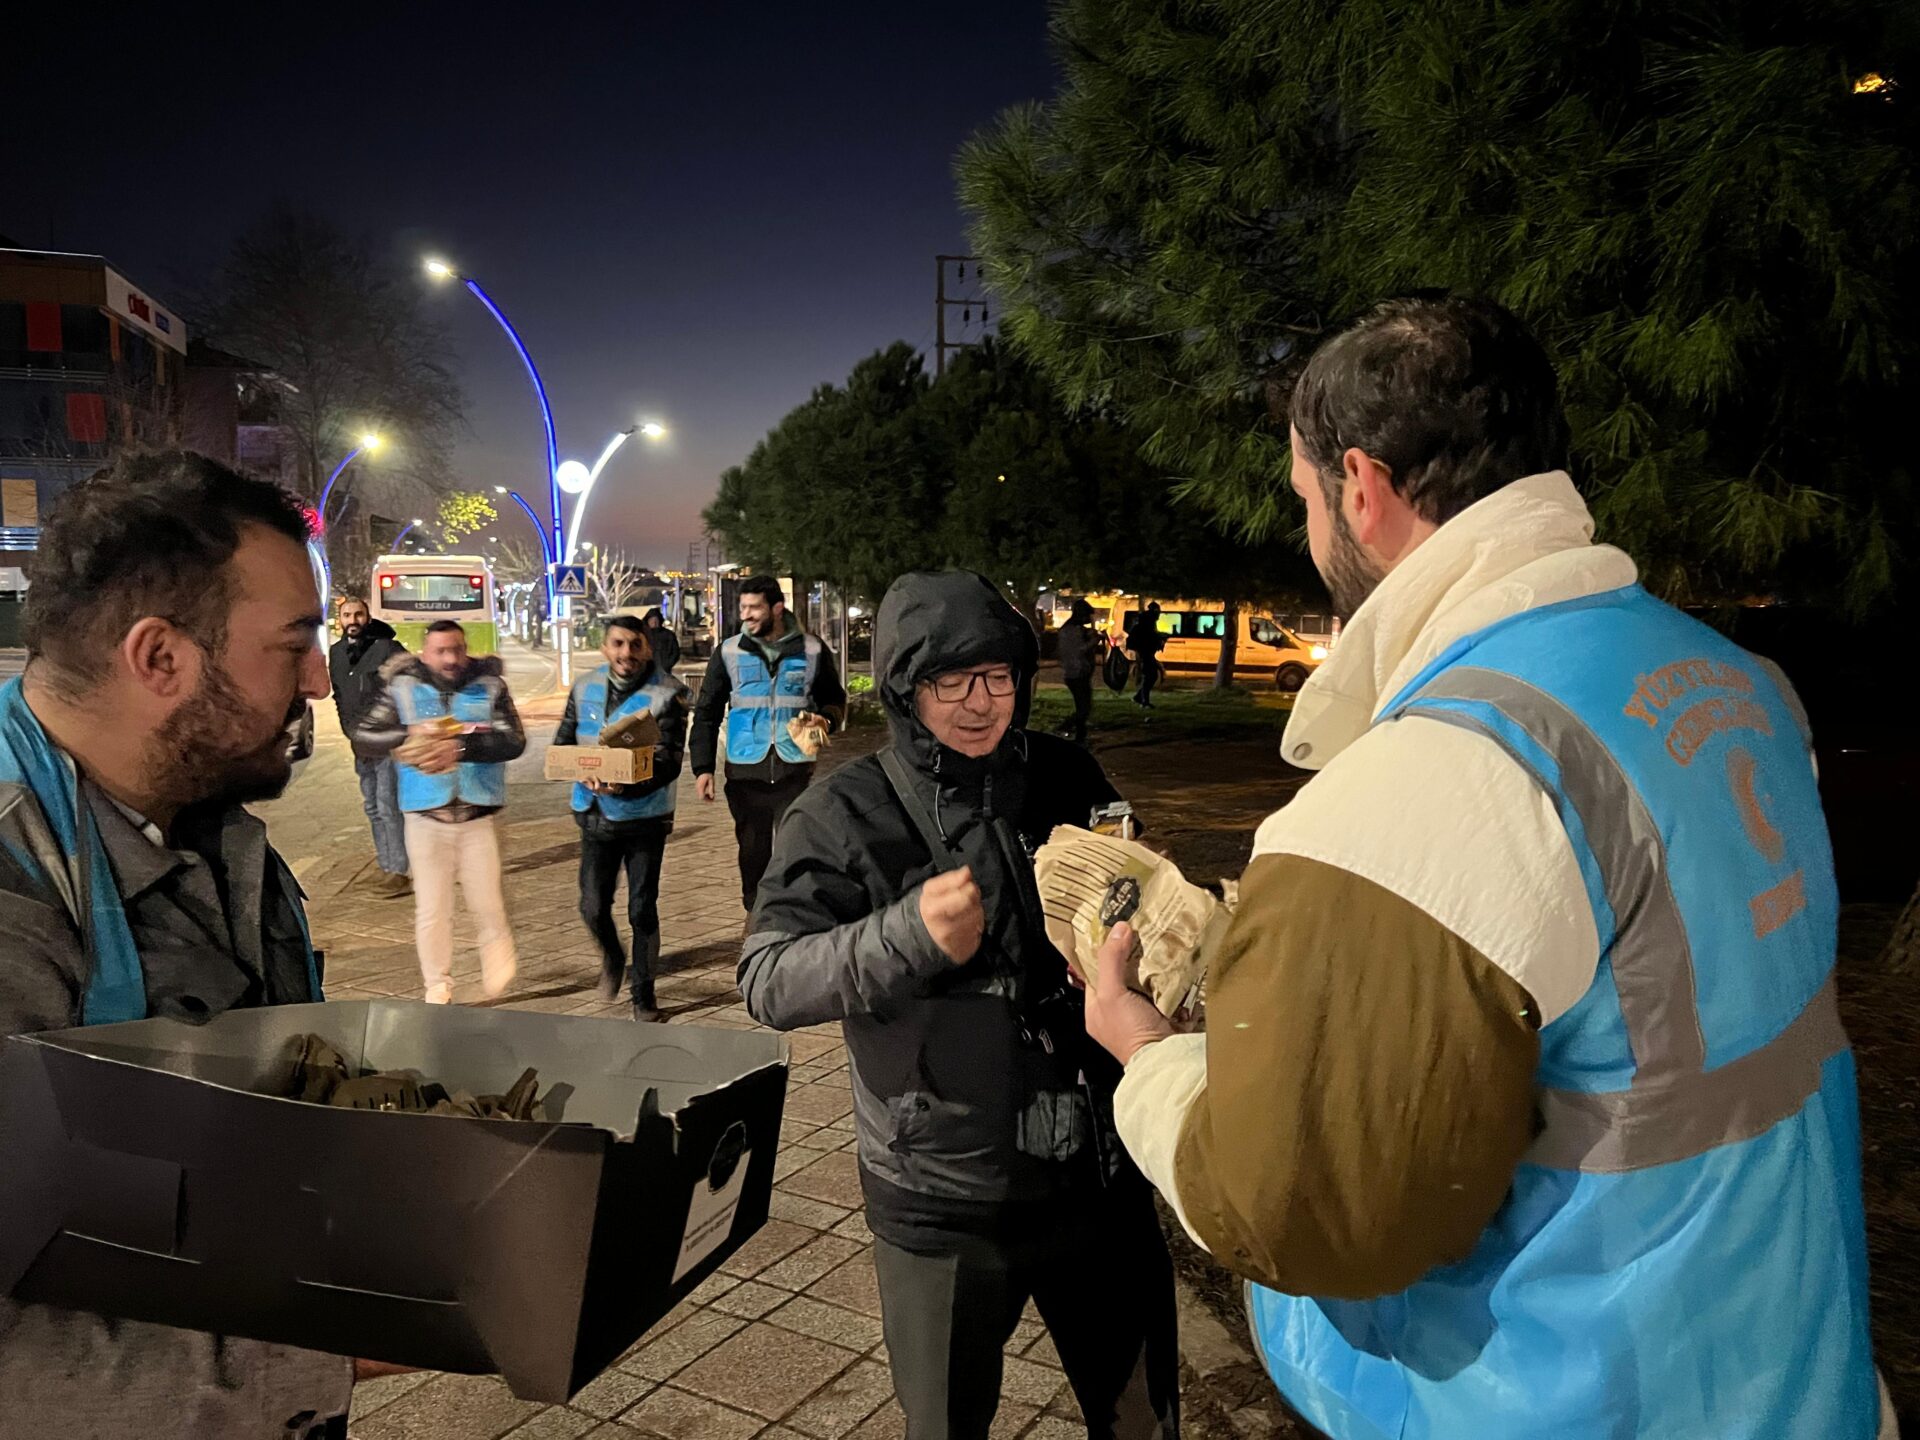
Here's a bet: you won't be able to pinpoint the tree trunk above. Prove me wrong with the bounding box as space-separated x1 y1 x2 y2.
1881 875 1920 974
1213 599 1241 690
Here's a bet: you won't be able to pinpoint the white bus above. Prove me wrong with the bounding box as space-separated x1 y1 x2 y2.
368 553 498 655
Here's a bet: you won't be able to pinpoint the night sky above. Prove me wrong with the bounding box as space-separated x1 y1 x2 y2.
6 3 1056 568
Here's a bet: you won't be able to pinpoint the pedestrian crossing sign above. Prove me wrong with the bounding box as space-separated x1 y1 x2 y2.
553 564 587 597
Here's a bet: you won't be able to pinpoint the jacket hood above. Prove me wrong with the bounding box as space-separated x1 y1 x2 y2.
1283 471 1637 770
874 570 1038 771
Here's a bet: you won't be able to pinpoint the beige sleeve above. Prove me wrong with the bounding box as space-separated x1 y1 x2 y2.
1149 853 1541 1299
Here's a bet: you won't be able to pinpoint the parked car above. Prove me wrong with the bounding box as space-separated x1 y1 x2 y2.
287 702 314 764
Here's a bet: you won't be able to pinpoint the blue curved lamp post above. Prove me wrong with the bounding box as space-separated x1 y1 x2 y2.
494 486 557 646
426 258 568 676
390 518 425 550
312 433 382 620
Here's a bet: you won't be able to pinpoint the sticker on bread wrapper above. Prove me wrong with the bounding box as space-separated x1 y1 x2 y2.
674 1121 750 1282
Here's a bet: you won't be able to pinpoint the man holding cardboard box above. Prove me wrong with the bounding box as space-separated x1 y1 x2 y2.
0 452 354 1436
552 614 689 1020
355 620 525 1005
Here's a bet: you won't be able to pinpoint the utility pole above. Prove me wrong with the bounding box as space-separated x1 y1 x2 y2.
935 255 989 377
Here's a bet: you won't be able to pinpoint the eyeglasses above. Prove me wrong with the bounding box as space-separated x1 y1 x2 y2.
927 668 1017 702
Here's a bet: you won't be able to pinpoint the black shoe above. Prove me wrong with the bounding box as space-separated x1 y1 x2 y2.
632 991 662 1023
596 961 623 1005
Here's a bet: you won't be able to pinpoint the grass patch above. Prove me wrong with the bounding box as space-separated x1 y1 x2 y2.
1027 680 1295 739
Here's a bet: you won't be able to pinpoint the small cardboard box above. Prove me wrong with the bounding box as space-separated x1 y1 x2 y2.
545 745 654 785
0 1002 788 1402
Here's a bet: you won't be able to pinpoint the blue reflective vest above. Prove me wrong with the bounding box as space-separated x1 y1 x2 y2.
722 629 824 766
1249 586 1877 1439
567 665 681 822
0 678 320 1024
391 673 510 813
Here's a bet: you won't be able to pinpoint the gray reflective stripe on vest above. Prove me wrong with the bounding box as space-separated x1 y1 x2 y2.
728 694 775 708
1400 666 1706 1081
1399 665 1848 1175
1528 976 1846 1172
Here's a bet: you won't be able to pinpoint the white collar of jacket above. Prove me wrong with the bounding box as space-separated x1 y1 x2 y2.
1281 471 1639 771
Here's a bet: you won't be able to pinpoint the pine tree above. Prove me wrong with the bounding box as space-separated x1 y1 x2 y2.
959 0 1920 612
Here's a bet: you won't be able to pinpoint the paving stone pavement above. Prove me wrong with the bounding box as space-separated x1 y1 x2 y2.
256 641 1262 1440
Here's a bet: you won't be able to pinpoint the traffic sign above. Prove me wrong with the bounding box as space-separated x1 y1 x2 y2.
552 564 587 597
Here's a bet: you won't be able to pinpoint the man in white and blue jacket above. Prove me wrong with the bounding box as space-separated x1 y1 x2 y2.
355 621 525 1005
553 614 689 1021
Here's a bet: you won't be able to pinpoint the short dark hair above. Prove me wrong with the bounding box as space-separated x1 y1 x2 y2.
339 594 370 610
740 576 784 607
25 450 311 690
1289 295 1571 525
425 619 466 637
604 613 647 639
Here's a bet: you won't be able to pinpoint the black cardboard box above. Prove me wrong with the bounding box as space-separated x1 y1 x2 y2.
0 1001 788 1402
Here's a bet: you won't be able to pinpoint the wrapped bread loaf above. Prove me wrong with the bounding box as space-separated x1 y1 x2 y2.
394 713 462 768
1034 825 1229 1017
786 712 830 760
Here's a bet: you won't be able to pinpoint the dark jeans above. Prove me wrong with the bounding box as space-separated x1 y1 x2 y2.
725 770 811 912
1133 656 1162 705
1063 674 1094 743
578 820 670 1004
354 756 408 874
872 1186 1180 1440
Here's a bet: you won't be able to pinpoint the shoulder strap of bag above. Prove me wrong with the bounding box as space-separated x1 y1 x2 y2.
877 747 962 866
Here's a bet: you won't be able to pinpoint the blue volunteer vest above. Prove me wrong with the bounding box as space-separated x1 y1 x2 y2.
567 665 679 822
391 674 509 812
722 629 823 766
0 679 320 1024
1249 586 1876 1439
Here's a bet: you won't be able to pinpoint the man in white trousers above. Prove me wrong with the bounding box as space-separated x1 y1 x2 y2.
356 620 524 1003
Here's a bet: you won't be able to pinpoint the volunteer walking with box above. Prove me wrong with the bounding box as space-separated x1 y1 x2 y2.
552 613 689 1021
356 619 525 1005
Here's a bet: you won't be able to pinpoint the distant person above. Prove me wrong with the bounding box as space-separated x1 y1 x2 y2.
553 614 689 1021
1056 597 1099 744
689 577 847 913
330 596 409 896
1127 601 1166 709
356 620 525 1004
640 606 682 672
0 451 352 1436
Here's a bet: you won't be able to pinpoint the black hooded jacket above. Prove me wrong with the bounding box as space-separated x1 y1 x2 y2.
738 571 1131 1249
329 618 405 758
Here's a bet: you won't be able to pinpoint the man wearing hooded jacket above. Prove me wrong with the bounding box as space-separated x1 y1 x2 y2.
1084 297 1894 1439
330 596 409 895
739 570 1178 1440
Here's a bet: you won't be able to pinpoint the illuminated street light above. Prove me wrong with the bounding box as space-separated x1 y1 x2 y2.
391 517 426 550
555 459 592 495
425 254 567 674
312 433 385 619
564 421 670 564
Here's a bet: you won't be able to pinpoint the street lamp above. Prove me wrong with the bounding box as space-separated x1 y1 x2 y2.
564 421 669 564
426 257 568 676
313 433 383 619
391 517 426 550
